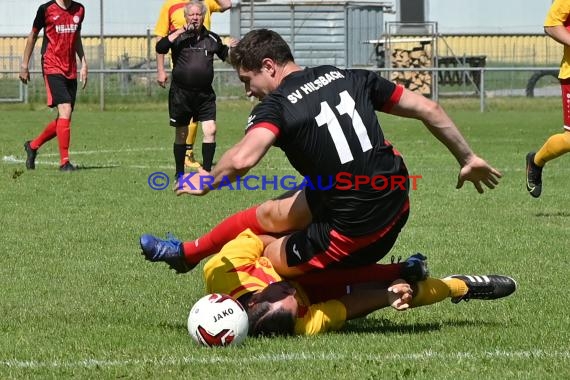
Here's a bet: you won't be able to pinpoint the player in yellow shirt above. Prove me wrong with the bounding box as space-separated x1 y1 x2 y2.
154 0 231 169
198 229 517 336
526 0 570 197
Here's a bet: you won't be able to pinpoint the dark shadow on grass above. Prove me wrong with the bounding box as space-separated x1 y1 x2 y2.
534 211 570 217
338 317 504 335
159 321 187 331
158 317 506 339
72 164 120 171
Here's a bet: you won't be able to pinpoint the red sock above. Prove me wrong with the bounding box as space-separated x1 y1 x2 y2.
182 205 264 264
31 119 58 150
56 118 71 165
296 264 405 303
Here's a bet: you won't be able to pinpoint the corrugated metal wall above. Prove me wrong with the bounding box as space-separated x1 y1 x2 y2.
346 6 385 67
0 35 563 71
233 2 385 67
438 35 559 65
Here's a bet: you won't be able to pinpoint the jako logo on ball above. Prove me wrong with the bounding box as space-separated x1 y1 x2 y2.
187 293 249 347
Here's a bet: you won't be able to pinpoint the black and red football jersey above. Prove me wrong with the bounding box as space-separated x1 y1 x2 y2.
32 1 85 79
247 66 409 235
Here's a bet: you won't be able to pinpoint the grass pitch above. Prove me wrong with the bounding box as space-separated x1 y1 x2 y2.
1 98 569 379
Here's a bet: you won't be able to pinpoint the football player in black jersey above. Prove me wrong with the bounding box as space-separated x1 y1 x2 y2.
160 29 501 278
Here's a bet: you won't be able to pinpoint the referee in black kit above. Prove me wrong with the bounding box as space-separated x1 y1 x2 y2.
156 0 237 178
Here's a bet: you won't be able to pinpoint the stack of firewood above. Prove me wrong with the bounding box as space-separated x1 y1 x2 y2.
389 47 431 95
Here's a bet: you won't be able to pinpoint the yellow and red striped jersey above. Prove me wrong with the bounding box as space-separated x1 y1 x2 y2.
154 0 222 37
545 0 570 78
203 229 347 335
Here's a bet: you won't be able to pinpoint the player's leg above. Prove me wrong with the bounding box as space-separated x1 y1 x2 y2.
174 125 189 180
179 190 310 265
55 102 73 170
535 132 570 166
408 275 516 308
256 189 312 232
295 253 428 304
263 197 410 278
169 83 192 180
24 74 66 170
441 275 517 303
527 78 570 197
536 77 570 166
185 119 202 168
200 120 216 171
198 90 217 171
51 75 76 170
140 190 312 272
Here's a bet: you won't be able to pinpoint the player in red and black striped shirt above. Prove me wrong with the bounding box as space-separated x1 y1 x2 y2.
19 0 87 171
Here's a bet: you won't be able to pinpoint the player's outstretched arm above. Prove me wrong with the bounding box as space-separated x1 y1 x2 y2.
387 279 413 310
389 88 502 193
338 280 412 320
456 155 501 193
176 127 276 196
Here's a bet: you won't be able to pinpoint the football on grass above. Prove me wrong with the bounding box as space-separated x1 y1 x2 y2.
187 293 249 347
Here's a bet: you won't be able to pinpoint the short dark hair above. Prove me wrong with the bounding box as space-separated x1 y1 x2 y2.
246 301 295 337
230 29 295 72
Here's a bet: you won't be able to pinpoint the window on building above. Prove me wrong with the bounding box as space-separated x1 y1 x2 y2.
398 0 426 33
400 0 425 23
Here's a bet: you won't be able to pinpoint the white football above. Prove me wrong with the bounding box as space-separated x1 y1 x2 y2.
187 293 249 347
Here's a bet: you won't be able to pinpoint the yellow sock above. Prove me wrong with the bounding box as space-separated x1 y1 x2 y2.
535 132 570 166
186 121 199 148
441 277 469 299
410 278 453 308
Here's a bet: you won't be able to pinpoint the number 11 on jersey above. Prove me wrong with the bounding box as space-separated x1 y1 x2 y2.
315 90 372 164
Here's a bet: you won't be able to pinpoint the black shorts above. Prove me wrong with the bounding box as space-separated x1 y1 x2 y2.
168 83 216 127
284 197 410 272
44 74 77 108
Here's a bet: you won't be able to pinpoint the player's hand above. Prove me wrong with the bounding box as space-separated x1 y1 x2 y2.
175 168 211 196
156 69 168 88
79 66 88 89
388 279 413 311
456 155 502 193
19 66 30 84
227 37 239 48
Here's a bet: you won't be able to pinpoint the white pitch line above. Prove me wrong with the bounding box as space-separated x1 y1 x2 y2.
39 147 169 157
3 155 60 167
8 153 561 174
2 155 175 170
1 350 569 369
1 155 528 174
2 155 294 172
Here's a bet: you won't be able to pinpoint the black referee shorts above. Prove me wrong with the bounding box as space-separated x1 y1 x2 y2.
44 74 77 108
168 83 216 127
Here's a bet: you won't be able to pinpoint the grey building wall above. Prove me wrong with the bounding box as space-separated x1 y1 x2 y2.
233 1 388 67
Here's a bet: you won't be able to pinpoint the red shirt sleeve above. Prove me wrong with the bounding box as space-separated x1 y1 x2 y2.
380 84 404 113
246 122 281 138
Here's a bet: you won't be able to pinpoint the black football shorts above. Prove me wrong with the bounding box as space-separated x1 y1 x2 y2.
168 83 216 127
44 74 77 108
